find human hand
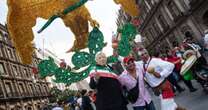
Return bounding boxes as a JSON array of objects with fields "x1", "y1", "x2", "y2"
[
  {"x1": 147, "y1": 66, "x2": 155, "y2": 74},
  {"x1": 94, "y1": 69, "x2": 100, "y2": 81}
]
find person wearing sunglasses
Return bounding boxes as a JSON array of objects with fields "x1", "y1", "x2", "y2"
[{"x1": 118, "y1": 56, "x2": 156, "y2": 110}]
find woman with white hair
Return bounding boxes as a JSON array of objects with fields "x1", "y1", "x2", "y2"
[{"x1": 89, "y1": 52, "x2": 128, "y2": 110}]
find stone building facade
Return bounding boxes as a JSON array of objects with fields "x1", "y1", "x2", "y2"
[
  {"x1": 136, "y1": 0, "x2": 208, "y2": 54},
  {"x1": 116, "y1": 9, "x2": 132, "y2": 28},
  {"x1": 0, "y1": 24, "x2": 50, "y2": 110}
]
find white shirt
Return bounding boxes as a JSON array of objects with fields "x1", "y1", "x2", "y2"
[
  {"x1": 204, "y1": 34, "x2": 208, "y2": 49},
  {"x1": 204, "y1": 34, "x2": 208, "y2": 43},
  {"x1": 77, "y1": 97, "x2": 82, "y2": 106},
  {"x1": 143, "y1": 58, "x2": 175, "y2": 87},
  {"x1": 52, "y1": 107, "x2": 63, "y2": 110}
]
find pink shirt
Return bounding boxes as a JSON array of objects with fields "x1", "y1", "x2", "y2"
[{"x1": 118, "y1": 63, "x2": 152, "y2": 107}]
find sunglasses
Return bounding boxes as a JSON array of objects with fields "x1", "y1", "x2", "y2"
[
  {"x1": 125, "y1": 60, "x2": 135, "y2": 67},
  {"x1": 141, "y1": 52, "x2": 148, "y2": 56}
]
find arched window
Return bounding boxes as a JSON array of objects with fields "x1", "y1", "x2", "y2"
[
  {"x1": 152, "y1": 22, "x2": 161, "y2": 36},
  {"x1": 158, "y1": 15, "x2": 169, "y2": 31},
  {"x1": 27, "y1": 107, "x2": 32, "y2": 110}
]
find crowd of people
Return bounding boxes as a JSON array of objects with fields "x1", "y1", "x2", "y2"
[
  {"x1": 44, "y1": 90, "x2": 96, "y2": 110},
  {"x1": 47, "y1": 30, "x2": 208, "y2": 110}
]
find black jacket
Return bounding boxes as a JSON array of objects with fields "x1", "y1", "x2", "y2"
[
  {"x1": 82, "y1": 96, "x2": 93, "y2": 110},
  {"x1": 89, "y1": 77, "x2": 127, "y2": 110}
]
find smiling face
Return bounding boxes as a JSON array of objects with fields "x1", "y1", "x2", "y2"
[
  {"x1": 95, "y1": 52, "x2": 107, "y2": 66},
  {"x1": 124, "y1": 60, "x2": 136, "y2": 71},
  {"x1": 139, "y1": 51, "x2": 150, "y2": 62}
]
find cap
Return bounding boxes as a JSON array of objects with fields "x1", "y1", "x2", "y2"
[{"x1": 123, "y1": 56, "x2": 135, "y2": 64}]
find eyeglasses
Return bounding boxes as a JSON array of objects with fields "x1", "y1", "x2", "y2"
[{"x1": 125, "y1": 61, "x2": 135, "y2": 67}]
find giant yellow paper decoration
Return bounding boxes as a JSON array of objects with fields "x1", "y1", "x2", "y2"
[
  {"x1": 7, "y1": 0, "x2": 98, "y2": 64},
  {"x1": 114, "y1": 0, "x2": 139, "y2": 17}
]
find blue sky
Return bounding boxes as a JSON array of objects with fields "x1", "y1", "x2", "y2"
[{"x1": 0, "y1": 0, "x2": 120, "y2": 64}]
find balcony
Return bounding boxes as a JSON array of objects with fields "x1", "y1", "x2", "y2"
[
  {"x1": 6, "y1": 92, "x2": 20, "y2": 99},
  {"x1": 3, "y1": 91, "x2": 50, "y2": 100},
  {"x1": 22, "y1": 92, "x2": 33, "y2": 98}
]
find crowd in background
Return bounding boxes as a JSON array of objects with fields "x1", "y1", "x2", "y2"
[{"x1": 41, "y1": 27, "x2": 208, "y2": 110}]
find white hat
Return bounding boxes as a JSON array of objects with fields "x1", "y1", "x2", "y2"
[
  {"x1": 183, "y1": 50, "x2": 196, "y2": 59},
  {"x1": 134, "y1": 34, "x2": 142, "y2": 43}
]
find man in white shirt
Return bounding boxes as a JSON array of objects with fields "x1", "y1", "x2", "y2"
[
  {"x1": 138, "y1": 49, "x2": 175, "y2": 90},
  {"x1": 138, "y1": 49, "x2": 180, "y2": 110}
]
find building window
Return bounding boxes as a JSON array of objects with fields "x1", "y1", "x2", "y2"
[
  {"x1": 3, "y1": 33, "x2": 8, "y2": 41},
  {"x1": 13, "y1": 65, "x2": 18, "y2": 76},
  {"x1": 183, "y1": 0, "x2": 191, "y2": 9},
  {"x1": 148, "y1": 28, "x2": 156, "y2": 40},
  {"x1": 34, "y1": 59, "x2": 39, "y2": 66},
  {"x1": 44, "y1": 85, "x2": 48, "y2": 94},
  {"x1": 0, "y1": 32, "x2": 3, "y2": 41},
  {"x1": 144, "y1": 0, "x2": 151, "y2": 11},
  {"x1": 27, "y1": 107, "x2": 32, "y2": 110},
  {"x1": 167, "y1": 1, "x2": 181, "y2": 20},
  {"x1": 0, "y1": 63, "x2": 6, "y2": 75},
  {"x1": 29, "y1": 84, "x2": 34, "y2": 95},
  {"x1": 5, "y1": 82, "x2": 13, "y2": 97},
  {"x1": 23, "y1": 68, "x2": 28, "y2": 78},
  {"x1": 7, "y1": 48, "x2": 14, "y2": 59},
  {"x1": 0, "y1": 44, "x2": 3, "y2": 57},
  {"x1": 146, "y1": 0, "x2": 154, "y2": 8},
  {"x1": 141, "y1": 5, "x2": 147, "y2": 19},
  {"x1": 158, "y1": 15, "x2": 169, "y2": 31},
  {"x1": 0, "y1": 82, "x2": 3, "y2": 98},
  {"x1": 150, "y1": 0, "x2": 156, "y2": 5},
  {"x1": 19, "y1": 83, "x2": 24, "y2": 94},
  {"x1": 153, "y1": 22, "x2": 161, "y2": 36},
  {"x1": 36, "y1": 85, "x2": 42, "y2": 94},
  {"x1": 144, "y1": 31, "x2": 153, "y2": 43}
]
